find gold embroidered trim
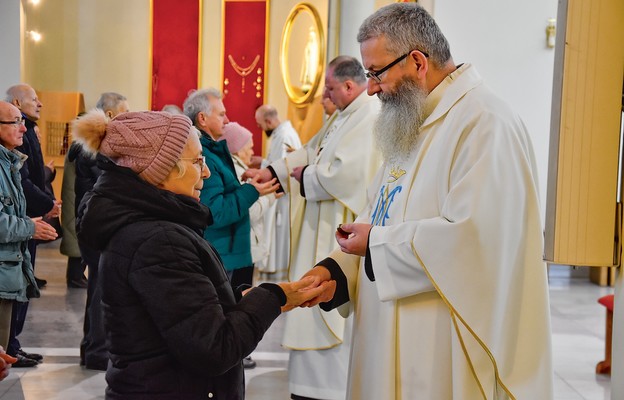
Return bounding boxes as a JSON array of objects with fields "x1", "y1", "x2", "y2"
[{"x1": 410, "y1": 242, "x2": 515, "y2": 400}]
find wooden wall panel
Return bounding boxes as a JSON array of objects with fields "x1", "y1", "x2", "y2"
[{"x1": 544, "y1": 0, "x2": 624, "y2": 266}]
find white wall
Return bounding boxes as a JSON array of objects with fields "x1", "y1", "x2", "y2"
[
  {"x1": 0, "y1": 0, "x2": 22, "y2": 93},
  {"x1": 338, "y1": 0, "x2": 374, "y2": 58},
  {"x1": 331, "y1": 0, "x2": 557, "y2": 219},
  {"x1": 434, "y1": 0, "x2": 558, "y2": 219},
  {"x1": 75, "y1": 1, "x2": 150, "y2": 110}
]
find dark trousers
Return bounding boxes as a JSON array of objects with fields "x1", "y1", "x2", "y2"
[
  {"x1": 79, "y1": 242, "x2": 107, "y2": 370},
  {"x1": 66, "y1": 256, "x2": 86, "y2": 282},
  {"x1": 7, "y1": 240, "x2": 36, "y2": 356}
]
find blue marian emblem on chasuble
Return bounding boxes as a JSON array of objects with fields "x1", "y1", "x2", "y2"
[{"x1": 370, "y1": 166, "x2": 406, "y2": 226}]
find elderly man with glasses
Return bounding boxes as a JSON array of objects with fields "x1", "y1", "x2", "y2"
[
  {"x1": 0, "y1": 101, "x2": 57, "y2": 369},
  {"x1": 4, "y1": 84, "x2": 60, "y2": 367}
]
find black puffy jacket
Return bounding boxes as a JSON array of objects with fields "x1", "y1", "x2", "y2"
[
  {"x1": 67, "y1": 142, "x2": 101, "y2": 214},
  {"x1": 77, "y1": 158, "x2": 283, "y2": 400}
]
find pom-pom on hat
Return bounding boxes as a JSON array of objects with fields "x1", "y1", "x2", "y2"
[
  {"x1": 72, "y1": 109, "x2": 192, "y2": 185},
  {"x1": 219, "y1": 122, "x2": 253, "y2": 154}
]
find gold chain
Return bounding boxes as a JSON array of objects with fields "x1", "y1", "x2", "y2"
[{"x1": 228, "y1": 54, "x2": 260, "y2": 93}]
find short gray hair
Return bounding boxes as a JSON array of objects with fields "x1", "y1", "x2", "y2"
[
  {"x1": 183, "y1": 88, "x2": 222, "y2": 126},
  {"x1": 357, "y1": 3, "x2": 451, "y2": 69},
  {"x1": 95, "y1": 92, "x2": 127, "y2": 114},
  {"x1": 328, "y1": 56, "x2": 366, "y2": 85},
  {"x1": 5, "y1": 84, "x2": 31, "y2": 103}
]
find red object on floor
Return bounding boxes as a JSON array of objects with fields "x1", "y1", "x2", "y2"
[{"x1": 596, "y1": 294, "x2": 614, "y2": 375}]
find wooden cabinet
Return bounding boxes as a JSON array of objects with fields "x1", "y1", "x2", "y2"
[{"x1": 36, "y1": 91, "x2": 85, "y2": 197}]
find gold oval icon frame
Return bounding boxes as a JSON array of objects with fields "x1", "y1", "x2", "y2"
[{"x1": 279, "y1": 3, "x2": 326, "y2": 105}]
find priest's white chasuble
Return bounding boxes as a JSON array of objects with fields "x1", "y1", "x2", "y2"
[
  {"x1": 329, "y1": 64, "x2": 553, "y2": 399},
  {"x1": 272, "y1": 91, "x2": 382, "y2": 399}
]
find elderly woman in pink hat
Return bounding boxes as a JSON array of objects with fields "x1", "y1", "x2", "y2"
[{"x1": 72, "y1": 110, "x2": 334, "y2": 400}]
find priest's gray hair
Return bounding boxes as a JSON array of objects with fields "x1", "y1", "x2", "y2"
[
  {"x1": 328, "y1": 56, "x2": 367, "y2": 85},
  {"x1": 95, "y1": 92, "x2": 127, "y2": 114},
  {"x1": 357, "y1": 3, "x2": 451, "y2": 69},
  {"x1": 183, "y1": 88, "x2": 222, "y2": 126}
]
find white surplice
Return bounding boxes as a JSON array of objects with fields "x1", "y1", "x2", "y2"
[
  {"x1": 328, "y1": 64, "x2": 553, "y2": 399},
  {"x1": 262, "y1": 121, "x2": 302, "y2": 274},
  {"x1": 271, "y1": 91, "x2": 382, "y2": 399}
]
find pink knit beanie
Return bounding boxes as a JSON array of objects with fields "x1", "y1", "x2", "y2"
[
  {"x1": 72, "y1": 109, "x2": 191, "y2": 185},
  {"x1": 219, "y1": 122, "x2": 253, "y2": 154}
]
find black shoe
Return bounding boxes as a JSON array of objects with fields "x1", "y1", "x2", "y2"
[
  {"x1": 12, "y1": 354, "x2": 38, "y2": 368},
  {"x1": 85, "y1": 361, "x2": 107, "y2": 371},
  {"x1": 35, "y1": 277, "x2": 47, "y2": 289},
  {"x1": 67, "y1": 277, "x2": 88, "y2": 289},
  {"x1": 17, "y1": 348, "x2": 43, "y2": 362},
  {"x1": 243, "y1": 356, "x2": 256, "y2": 369}
]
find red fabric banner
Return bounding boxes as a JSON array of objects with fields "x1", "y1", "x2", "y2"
[
  {"x1": 222, "y1": 0, "x2": 267, "y2": 155},
  {"x1": 151, "y1": 0, "x2": 200, "y2": 111}
]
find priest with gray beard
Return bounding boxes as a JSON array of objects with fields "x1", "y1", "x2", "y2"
[{"x1": 300, "y1": 3, "x2": 553, "y2": 400}]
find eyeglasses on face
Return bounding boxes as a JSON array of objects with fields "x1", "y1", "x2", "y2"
[
  {"x1": 0, "y1": 118, "x2": 26, "y2": 127},
  {"x1": 180, "y1": 156, "x2": 206, "y2": 170},
  {"x1": 364, "y1": 49, "x2": 430, "y2": 84}
]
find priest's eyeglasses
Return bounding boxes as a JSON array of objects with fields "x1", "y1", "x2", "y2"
[
  {"x1": 364, "y1": 49, "x2": 429, "y2": 84},
  {"x1": 0, "y1": 118, "x2": 26, "y2": 127},
  {"x1": 180, "y1": 156, "x2": 206, "y2": 170}
]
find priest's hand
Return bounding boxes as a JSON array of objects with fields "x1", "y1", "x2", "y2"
[
  {"x1": 242, "y1": 167, "x2": 272, "y2": 183},
  {"x1": 336, "y1": 223, "x2": 372, "y2": 257},
  {"x1": 299, "y1": 266, "x2": 337, "y2": 308},
  {"x1": 277, "y1": 276, "x2": 335, "y2": 313},
  {"x1": 248, "y1": 155, "x2": 263, "y2": 169},
  {"x1": 290, "y1": 166, "x2": 306, "y2": 183}
]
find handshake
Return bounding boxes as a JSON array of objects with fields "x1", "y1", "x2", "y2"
[{"x1": 275, "y1": 267, "x2": 336, "y2": 313}]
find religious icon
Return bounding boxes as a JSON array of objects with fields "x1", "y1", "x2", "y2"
[{"x1": 300, "y1": 27, "x2": 319, "y2": 93}]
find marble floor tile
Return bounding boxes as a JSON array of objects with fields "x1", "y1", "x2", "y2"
[{"x1": 0, "y1": 243, "x2": 614, "y2": 399}]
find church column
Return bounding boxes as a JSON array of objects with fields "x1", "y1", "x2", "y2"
[
  {"x1": 0, "y1": 0, "x2": 22, "y2": 91},
  {"x1": 337, "y1": 0, "x2": 375, "y2": 58}
]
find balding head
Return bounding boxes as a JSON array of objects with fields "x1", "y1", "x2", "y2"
[
  {"x1": 254, "y1": 104, "x2": 280, "y2": 136},
  {"x1": 5, "y1": 84, "x2": 42, "y2": 121},
  {"x1": 324, "y1": 56, "x2": 367, "y2": 111},
  {"x1": 96, "y1": 92, "x2": 129, "y2": 118},
  {"x1": 0, "y1": 101, "x2": 27, "y2": 150}
]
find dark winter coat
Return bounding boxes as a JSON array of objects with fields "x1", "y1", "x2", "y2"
[
  {"x1": 15, "y1": 116, "x2": 55, "y2": 217},
  {"x1": 68, "y1": 141, "x2": 101, "y2": 214},
  {"x1": 77, "y1": 157, "x2": 284, "y2": 400}
]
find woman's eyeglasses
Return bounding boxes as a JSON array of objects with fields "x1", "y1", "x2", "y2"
[{"x1": 180, "y1": 156, "x2": 206, "y2": 170}]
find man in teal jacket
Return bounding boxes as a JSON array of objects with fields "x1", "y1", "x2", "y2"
[
  {"x1": 0, "y1": 101, "x2": 57, "y2": 368},
  {"x1": 182, "y1": 90, "x2": 277, "y2": 284}
]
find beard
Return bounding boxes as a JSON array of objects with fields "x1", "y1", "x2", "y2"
[{"x1": 374, "y1": 76, "x2": 428, "y2": 163}]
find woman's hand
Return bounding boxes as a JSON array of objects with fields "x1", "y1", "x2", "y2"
[
  {"x1": 278, "y1": 276, "x2": 336, "y2": 313},
  {"x1": 248, "y1": 176, "x2": 280, "y2": 196},
  {"x1": 242, "y1": 167, "x2": 272, "y2": 183}
]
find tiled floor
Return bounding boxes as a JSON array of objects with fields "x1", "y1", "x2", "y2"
[{"x1": 0, "y1": 242, "x2": 614, "y2": 399}]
